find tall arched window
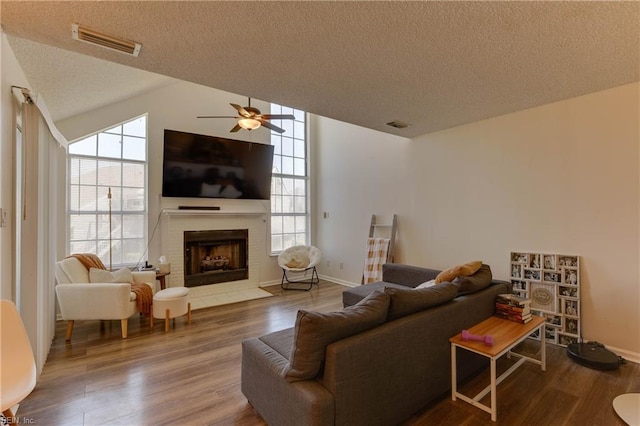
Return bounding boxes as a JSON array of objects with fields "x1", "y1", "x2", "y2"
[
  {"x1": 270, "y1": 105, "x2": 308, "y2": 253},
  {"x1": 67, "y1": 115, "x2": 147, "y2": 269}
]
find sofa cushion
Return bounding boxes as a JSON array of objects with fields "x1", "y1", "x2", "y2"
[
  {"x1": 382, "y1": 263, "x2": 441, "y2": 287},
  {"x1": 89, "y1": 267, "x2": 133, "y2": 283},
  {"x1": 435, "y1": 260, "x2": 482, "y2": 284},
  {"x1": 343, "y1": 281, "x2": 408, "y2": 307},
  {"x1": 453, "y1": 264, "x2": 493, "y2": 295},
  {"x1": 259, "y1": 328, "x2": 295, "y2": 360},
  {"x1": 384, "y1": 282, "x2": 458, "y2": 321},
  {"x1": 415, "y1": 279, "x2": 436, "y2": 289},
  {"x1": 283, "y1": 289, "x2": 390, "y2": 382}
]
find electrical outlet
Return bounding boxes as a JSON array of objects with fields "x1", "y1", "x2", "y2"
[
  {"x1": 339, "y1": 262, "x2": 344, "y2": 270},
  {"x1": 326, "y1": 260, "x2": 331, "y2": 268},
  {"x1": 0, "y1": 208, "x2": 6, "y2": 227}
]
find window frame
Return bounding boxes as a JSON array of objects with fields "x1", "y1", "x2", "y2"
[
  {"x1": 66, "y1": 114, "x2": 148, "y2": 269},
  {"x1": 269, "y1": 106, "x2": 309, "y2": 255}
]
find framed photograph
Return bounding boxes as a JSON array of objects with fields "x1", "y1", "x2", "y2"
[
  {"x1": 524, "y1": 268, "x2": 541, "y2": 281},
  {"x1": 511, "y1": 280, "x2": 527, "y2": 291},
  {"x1": 511, "y1": 264, "x2": 522, "y2": 279},
  {"x1": 511, "y1": 252, "x2": 528, "y2": 263},
  {"x1": 559, "y1": 335, "x2": 579, "y2": 346},
  {"x1": 531, "y1": 282, "x2": 557, "y2": 313},
  {"x1": 529, "y1": 328, "x2": 541, "y2": 341},
  {"x1": 558, "y1": 256, "x2": 578, "y2": 267},
  {"x1": 545, "y1": 326, "x2": 557, "y2": 344},
  {"x1": 563, "y1": 299, "x2": 579, "y2": 317},
  {"x1": 559, "y1": 286, "x2": 578, "y2": 298},
  {"x1": 563, "y1": 268, "x2": 579, "y2": 285},
  {"x1": 529, "y1": 254, "x2": 541, "y2": 269},
  {"x1": 543, "y1": 254, "x2": 556, "y2": 270},
  {"x1": 564, "y1": 318, "x2": 579, "y2": 335},
  {"x1": 543, "y1": 272, "x2": 561, "y2": 283},
  {"x1": 510, "y1": 251, "x2": 580, "y2": 347},
  {"x1": 543, "y1": 314, "x2": 562, "y2": 326}
]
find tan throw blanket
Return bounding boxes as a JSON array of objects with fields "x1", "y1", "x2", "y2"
[
  {"x1": 130, "y1": 283, "x2": 153, "y2": 316},
  {"x1": 69, "y1": 253, "x2": 107, "y2": 271},
  {"x1": 362, "y1": 238, "x2": 391, "y2": 284},
  {"x1": 67, "y1": 253, "x2": 153, "y2": 316}
]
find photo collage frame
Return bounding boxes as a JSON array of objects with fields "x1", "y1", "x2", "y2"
[{"x1": 510, "y1": 252, "x2": 581, "y2": 347}]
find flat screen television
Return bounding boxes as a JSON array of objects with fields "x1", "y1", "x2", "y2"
[{"x1": 162, "y1": 129, "x2": 274, "y2": 200}]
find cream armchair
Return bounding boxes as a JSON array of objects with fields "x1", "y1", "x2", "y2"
[{"x1": 55, "y1": 257, "x2": 156, "y2": 341}]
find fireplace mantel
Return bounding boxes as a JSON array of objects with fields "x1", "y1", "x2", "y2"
[{"x1": 161, "y1": 208, "x2": 267, "y2": 217}]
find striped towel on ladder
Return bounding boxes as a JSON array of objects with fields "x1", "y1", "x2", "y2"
[{"x1": 362, "y1": 238, "x2": 391, "y2": 284}]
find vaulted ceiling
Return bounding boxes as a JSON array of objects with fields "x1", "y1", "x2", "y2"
[{"x1": 2, "y1": 1, "x2": 638, "y2": 138}]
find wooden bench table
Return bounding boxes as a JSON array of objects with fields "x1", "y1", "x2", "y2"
[{"x1": 450, "y1": 315, "x2": 546, "y2": 421}]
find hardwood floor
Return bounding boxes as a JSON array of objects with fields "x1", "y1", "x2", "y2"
[{"x1": 17, "y1": 281, "x2": 639, "y2": 425}]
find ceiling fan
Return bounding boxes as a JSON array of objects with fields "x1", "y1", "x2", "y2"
[{"x1": 197, "y1": 98, "x2": 295, "y2": 134}]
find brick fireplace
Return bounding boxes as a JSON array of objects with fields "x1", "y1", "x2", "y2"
[
  {"x1": 183, "y1": 229, "x2": 248, "y2": 287},
  {"x1": 161, "y1": 209, "x2": 267, "y2": 292}
]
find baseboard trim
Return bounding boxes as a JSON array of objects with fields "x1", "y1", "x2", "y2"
[
  {"x1": 260, "y1": 276, "x2": 356, "y2": 288},
  {"x1": 603, "y1": 344, "x2": 640, "y2": 365},
  {"x1": 318, "y1": 274, "x2": 358, "y2": 288},
  {"x1": 258, "y1": 279, "x2": 281, "y2": 288}
]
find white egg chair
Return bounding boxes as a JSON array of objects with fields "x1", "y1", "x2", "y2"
[{"x1": 277, "y1": 245, "x2": 322, "y2": 291}]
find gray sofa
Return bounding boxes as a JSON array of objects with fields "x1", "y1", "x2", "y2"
[{"x1": 241, "y1": 263, "x2": 511, "y2": 426}]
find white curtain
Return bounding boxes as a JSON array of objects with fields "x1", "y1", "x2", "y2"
[{"x1": 18, "y1": 101, "x2": 58, "y2": 374}]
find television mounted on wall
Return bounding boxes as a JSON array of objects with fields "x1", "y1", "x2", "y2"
[{"x1": 162, "y1": 129, "x2": 274, "y2": 200}]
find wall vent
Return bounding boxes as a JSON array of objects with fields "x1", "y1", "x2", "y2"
[
  {"x1": 386, "y1": 120, "x2": 410, "y2": 129},
  {"x1": 72, "y1": 24, "x2": 142, "y2": 57}
]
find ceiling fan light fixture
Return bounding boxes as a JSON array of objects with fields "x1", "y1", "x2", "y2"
[{"x1": 238, "y1": 118, "x2": 261, "y2": 130}]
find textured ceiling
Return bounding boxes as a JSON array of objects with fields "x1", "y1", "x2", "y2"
[{"x1": 1, "y1": 1, "x2": 639, "y2": 138}]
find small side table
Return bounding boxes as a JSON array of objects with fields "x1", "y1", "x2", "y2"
[
  {"x1": 156, "y1": 271, "x2": 170, "y2": 290},
  {"x1": 450, "y1": 315, "x2": 545, "y2": 421}
]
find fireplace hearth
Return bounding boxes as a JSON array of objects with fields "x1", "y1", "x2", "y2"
[{"x1": 183, "y1": 229, "x2": 248, "y2": 287}]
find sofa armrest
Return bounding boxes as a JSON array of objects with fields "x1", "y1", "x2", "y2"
[
  {"x1": 132, "y1": 270, "x2": 156, "y2": 286},
  {"x1": 55, "y1": 283, "x2": 134, "y2": 320},
  {"x1": 241, "y1": 337, "x2": 335, "y2": 426},
  {"x1": 381, "y1": 264, "x2": 440, "y2": 287}
]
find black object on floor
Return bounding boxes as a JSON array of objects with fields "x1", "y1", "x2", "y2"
[{"x1": 567, "y1": 341, "x2": 626, "y2": 370}]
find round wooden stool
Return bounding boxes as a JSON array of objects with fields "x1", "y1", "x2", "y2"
[{"x1": 151, "y1": 287, "x2": 191, "y2": 332}]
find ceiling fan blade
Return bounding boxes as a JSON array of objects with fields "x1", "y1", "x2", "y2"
[
  {"x1": 260, "y1": 120, "x2": 285, "y2": 134},
  {"x1": 260, "y1": 114, "x2": 295, "y2": 120},
  {"x1": 197, "y1": 115, "x2": 237, "y2": 119},
  {"x1": 230, "y1": 123, "x2": 242, "y2": 132},
  {"x1": 230, "y1": 103, "x2": 252, "y2": 118}
]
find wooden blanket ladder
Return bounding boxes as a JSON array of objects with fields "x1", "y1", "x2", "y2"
[{"x1": 361, "y1": 214, "x2": 398, "y2": 284}]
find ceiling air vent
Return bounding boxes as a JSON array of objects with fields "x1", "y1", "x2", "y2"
[
  {"x1": 72, "y1": 24, "x2": 142, "y2": 57},
  {"x1": 386, "y1": 120, "x2": 410, "y2": 129}
]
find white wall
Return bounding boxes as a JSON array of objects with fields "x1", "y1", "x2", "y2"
[
  {"x1": 311, "y1": 115, "x2": 411, "y2": 284},
  {"x1": 56, "y1": 81, "x2": 283, "y2": 283},
  {"x1": 315, "y1": 82, "x2": 640, "y2": 359}
]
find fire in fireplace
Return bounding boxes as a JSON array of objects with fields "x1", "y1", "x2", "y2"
[{"x1": 183, "y1": 229, "x2": 248, "y2": 287}]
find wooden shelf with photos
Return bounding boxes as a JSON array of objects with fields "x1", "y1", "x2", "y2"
[{"x1": 510, "y1": 252, "x2": 581, "y2": 347}]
